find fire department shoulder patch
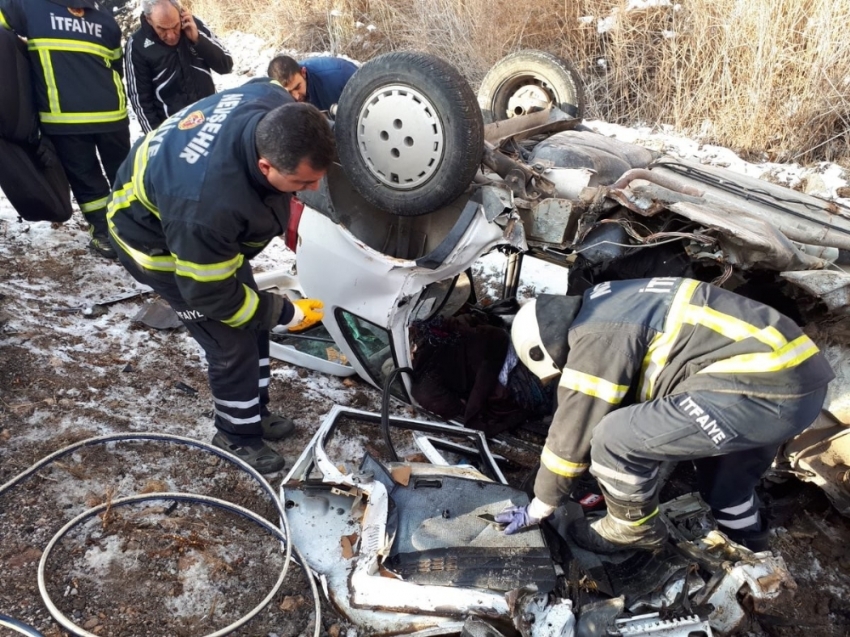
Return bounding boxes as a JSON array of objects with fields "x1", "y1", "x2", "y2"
[
  {"x1": 178, "y1": 111, "x2": 205, "y2": 130},
  {"x1": 67, "y1": 7, "x2": 86, "y2": 17}
]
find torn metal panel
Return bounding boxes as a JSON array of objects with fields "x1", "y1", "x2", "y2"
[
  {"x1": 609, "y1": 180, "x2": 830, "y2": 271},
  {"x1": 483, "y1": 108, "x2": 579, "y2": 147},
  {"x1": 694, "y1": 555, "x2": 796, "y2": 635},
  {"x1": 780, "y1": 270, "x2": 850, "y2": 315},
  {"x1": 281, "y1": 406, "x2": 556, "y2": 634},
  {"x1": 283, "y1": 405, "x2": 507, "y2": 486},
  {"x1": 517, "y1": 198, "x2": 581, "y2": 248},
  {"x1": 509, "y1": 592, "x2": 575, "y2": 637},
  {"x1": 782, "y1": 409, "x2": 850, "y2": 516},
  {"x1": 651, "y1": 157, "x2": 850, "y2": 251}
]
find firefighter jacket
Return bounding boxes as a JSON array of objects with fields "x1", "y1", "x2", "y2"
[
  {"x1": 0, "y1": 0, "x2": 127, "y2": 135},
  {"x1": 107, "y1": 81, "x2": 298, "y2": 331},
  {"x1": 125, "y1": 14, "x2": 233, "y2": 133},
  {"x1": 301, "y1": 57, "x2": 357, "y2": 111},
  {"x1": 535, "y1": 277, "x2": 834, "y2": 505}
]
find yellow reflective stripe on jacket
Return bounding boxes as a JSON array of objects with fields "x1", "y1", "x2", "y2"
[
  {"x1": 80, "y1": 196, "x2": 109, "y2": 213},
  {"x1": 683, "y1": 305, "x2": 787, "y2": 349},
  {"x1": 541, "y1": 446, "x2": 588, "y2": 478},
  {"x1": 28, "y1": 38, "x2": 122, "y2": 60},
  {"x1": 223, "y1": 286, "x2": 260, "y2": 327},
  {"x1": 130, "y1": 133, "x2": 160, "y2": 215},
  {"x1": 639, "y1": 279, "x2": 700, "y2": 400},
  {"x1": 40, "y1": 109, "x2": 126, "y2": 125},
  {"x1": 0, "y1": 9, "x2": 9, "y2": 29},
  {"x1": 698, "y1": 334, "x2": 819, "y2": 375},
  {"x1": 175, "y1": 253, "x2": 244, "y2": 282},
  {"x1": 28, "y1": 39, "x2": 126, "y2": 124},
  {"x1": 38, "y1": 49, "x2": 62, "y2": 114},
  {"x1": 107, "y1": 183, "x2": 176, "y2": 273},
  {"x1": 559, "y1": 369, "x2": 629, "y2": 405}
]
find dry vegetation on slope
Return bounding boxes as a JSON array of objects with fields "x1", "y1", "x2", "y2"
[{"x1": 187, "y1": 0, "x2": 850, "y2": 165}]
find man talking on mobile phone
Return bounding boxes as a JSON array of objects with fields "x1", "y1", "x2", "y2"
[{"x1": 125, "y1": 0, "x2": 233, "y2": 133}]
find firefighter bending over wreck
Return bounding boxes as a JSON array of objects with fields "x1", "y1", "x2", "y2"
[
  {"x1": 497, "y1": 277, "x2": 833, "y2": 553},
  {"x1": 107, "y1": 81, "x2": 333, "y2": 474}
]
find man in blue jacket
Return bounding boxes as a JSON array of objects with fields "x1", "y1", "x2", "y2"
[
  {"x1": 268, "y1": 54, "x2": 357, "y2": 112},
  {"x1": 107, "y1": 81, "x2": 334, "y2": 473}
]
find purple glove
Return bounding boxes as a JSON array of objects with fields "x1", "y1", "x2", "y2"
[{"x1": 495, "y1": 505, "x2": 540, "y2": 535}]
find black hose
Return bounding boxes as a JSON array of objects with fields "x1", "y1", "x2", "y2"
[{"x1": 381, "y1": 367, "x2": 413, "y2": 462}]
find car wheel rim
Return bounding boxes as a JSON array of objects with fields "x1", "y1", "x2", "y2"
[
  {"x1": 356, "y1": 84, "x2": 445, "y2": 190},
  {"x1": 499, "y1": 76, "x2": 557, "y2": 118}
]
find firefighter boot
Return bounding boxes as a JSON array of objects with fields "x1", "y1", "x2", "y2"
[
  {"x1": 570, "y1": 496, "x2": 668, "y2": 553},
  {"x1": 260, "y1": 413, "x2": 296, "y2": 440},
  {"x1": 86, "y1": 211, "x2": 117, "y2": 260},
  {"x1": 212, "y1": 431, "x2": 286, "y2": 474}
]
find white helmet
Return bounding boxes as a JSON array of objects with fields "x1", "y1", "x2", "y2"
[{"x1": 511, "y1": 295, "x2": 582, "y2": 382}]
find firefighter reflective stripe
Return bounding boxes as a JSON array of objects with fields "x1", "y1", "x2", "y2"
[
  {"x1": 38, "y1": 49, "x2": 61, "y2": 115},
  {"x1": 716, "y1": 512, "x2": 759, "y2": 530},
  {"x1": 592, "y1": 462, "x2": 658, "y2": 487},
  {"x1": 683, "y1": 305, "x2": 787, "y2": 349},
  {"x1": 698, "y1": 334, "x2": 819, "y2": 375},
  {"x1": 175, "y1": 253, "x2": 244, "y2": 282},
  {"x1": 107, "y1": 184, "x2": 176, "y2": 272},
  {"x1": 541, "y1": 446, "x2": 588, "y2": 478},
  {"x1": 0, "y1": 9, "x2": 9, "y2": 29},
  {"x1": 131, "y1": 134, "x2": 159, "y2": 216},
  {"x1": 27, "y1": 40, "x2": 126, "y2": 125},
  {"x1": 718, "y1": 495, "x2": 754, "y2": 517},
  {"x1": 80, "y1": 196, "x2": 109, "y2": 213},
  {"x1": 214, "y1": 407, "x2": 260, "y2": 426},
  {"x1": 639, "y1": 279, "x2": 700, "y2": 401},
  {"x1": 40, "y1": 109, "x2": 126, "y2": 124},
  {"x1": 213, "y1": 396, "x2": 259, "y2": 409},
  {"x1": 223, "y1": 286, "x2": 260, "y2": 328},
  {"x1": 610, "y1": 508, "x2": 660, "y2": 527},
  {"x1": 28, "y1": 39, "x2": 122, "y2": 60},
  {"x1": 560, "y1": 369, "x2": 629, "y2": 404},
  {"x1": 242, "y1": 240, "x2": 268, "y2": 248},
  {"x1": 259, "y1": 357, "x2": 270, "y2": 388}
]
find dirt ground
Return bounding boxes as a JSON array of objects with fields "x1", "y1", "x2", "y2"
[{"x1": 2, "y1": 216, "x2": 850, "y2": 637}]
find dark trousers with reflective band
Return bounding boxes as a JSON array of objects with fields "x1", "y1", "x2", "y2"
[
  {"x1": 589, "y1": 387, "x2": 827, "y2": 531},
  {"x1": 114, "y1": 252, "x2": 272, "y2": 438},
  {"x1": 49, "y1": 129, "x2": 131, "y2": 236}
]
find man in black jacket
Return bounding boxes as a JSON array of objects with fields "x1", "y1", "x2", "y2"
[
  {"x1": 108, "y1": 81, "x2": 334, "y2": 474},
  {"x1": 0, "y1": 0, "x2": 130, "y2": 259},
  {"x1": 125, "y1": 0, "x2": 232, "y2": 134}
]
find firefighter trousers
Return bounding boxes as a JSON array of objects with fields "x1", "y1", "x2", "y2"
[
  {"x1": 49, "y1": 128, "x2": 130, "y2": 236},
  {"x1": 588, "y1": 387, "x2": 827, "y2": 532},
  {"x1": 115, "y1": 252, "x2": 273, "y2": 438}
]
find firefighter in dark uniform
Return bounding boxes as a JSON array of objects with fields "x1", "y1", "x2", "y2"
[
  {"x1": 107, "y1": 80, "x2": 335, "y2": 473},
  {"x1": 0, "y1": 0, "x2": 130, "y2": 258},
  {"x1": 496, "y1": 277, "x2": 833, "y2": 552}
]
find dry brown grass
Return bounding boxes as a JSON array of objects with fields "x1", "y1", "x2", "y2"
[{"x1": 189, "y1": 0, "x2": 850, "y2": 165}]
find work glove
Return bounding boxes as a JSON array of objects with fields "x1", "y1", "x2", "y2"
[
  {"x1": 495, "y1": 497, "x2": 556, "y2": 535},
  {"x1": 280, "y1": 298, "x2": 324, "y2": 332}
]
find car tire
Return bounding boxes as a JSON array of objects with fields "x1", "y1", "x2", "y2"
[
  {"x1": 0, "y1": 138, "x2": 73, "y2": 223},
  {"x1": 0, "y1": 24, "x2": 37, "y2": 142},
  {"x1": 478, "y1": 50, "x2": 585, "y2": 124},
  {"x1": 335, "y1": 51, "x2": 484, "y2": 217}
]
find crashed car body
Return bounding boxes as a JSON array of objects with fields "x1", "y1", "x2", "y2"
[
  {"x1": 256, "y1": 50, "x2": 850, "y2": 635},
  {"x1": 264, "y1": 50, "x2": 850, "y2": 402}
]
